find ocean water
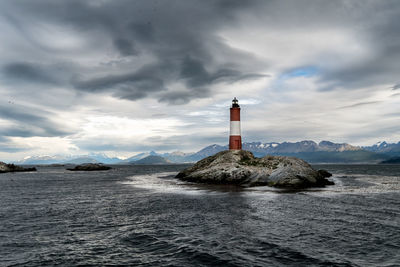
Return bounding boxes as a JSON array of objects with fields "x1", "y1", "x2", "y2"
[{"x1": 0, "y1": 164, "x2": 399, "y2": 267}]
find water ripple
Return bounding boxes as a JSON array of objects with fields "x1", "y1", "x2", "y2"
[{"x1": 0, "y1": 165, "x2": 399, "y2": 266}]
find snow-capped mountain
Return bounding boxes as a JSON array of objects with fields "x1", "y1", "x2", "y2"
[
  {"x1": 241, "y1": 140, "x2": 360, "y2": 155},
  {"x1": 179, "y1": 141, "x2": 377, "y2": 163},
  {"x1": 124, "y1": 151, "x2": 159, "y2": 162},
  {"x1": 87, "y1": 153, "x2": 123, "y2": 164},
  {"x1": 15, "y1": 153, "x2": 123, "y2": 165},
  {"x1": 363, "y1": 141, "x2": 400, "y2": 153},
  {"x1": 187, "y1": 144, "x2": 226, "y2": 160},
  {"x1": 63, "y1": 157, "x2": 99, "y2": 164},
  {"x1": 165, "y1": 140, "x2": 363, "y2": 162},
  {"x1": 160, "y1": 151, "x2": 194, "y2": 163},
  {"x1": 131, "y1": 155, "x2": 172, "y2": 165},
  {"x1": 15, "y1": 155, "x2": 68, "y2": 165}
]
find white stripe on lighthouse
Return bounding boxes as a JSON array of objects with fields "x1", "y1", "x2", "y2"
[{"x1": 230, "y1": 121, "x2": 241, "y2": 136}]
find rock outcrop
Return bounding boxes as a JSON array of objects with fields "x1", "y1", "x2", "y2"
[
  {"x1": 0, "y1": 162, "x2": 37, "y2": 173},
  {"x1": 176, "y1": 150, "x2": 333, "y2": 188},
  {"x1": 67, "y1": 163, "x2": 111, "y2": 171}
]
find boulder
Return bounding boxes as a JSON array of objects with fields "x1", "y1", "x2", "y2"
[
  {"x1": 176, "y1": 150, "x2": 333, "y2": 188},
  {"x1": 0, "y1": 162, "x2": 37, "y2": 173},
  {"x1": 67, "y1": 163, "x2": 111, "y2": 171}
]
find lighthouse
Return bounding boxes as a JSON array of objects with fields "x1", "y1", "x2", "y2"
[{"x1": 229, "y1": 97, "x2": 242, "y2": 150}]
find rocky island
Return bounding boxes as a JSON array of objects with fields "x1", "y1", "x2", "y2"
[
  {"x1": 176, "y1": 150, "x2": 333, "y2": 188},
  {"x1": 67, "y1": 163, "x2": 111, "y2": 171},
  {"x1": 0, "y1": 162, "x2": 37, "y2": 173}
]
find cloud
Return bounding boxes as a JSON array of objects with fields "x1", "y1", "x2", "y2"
[
  {"x1": 113, "y1": 38, "x2": 138, "y2": 56},
  {"x1": 0, "y1": 145, "x2": 28, "y2": 153},
  {"x1": 281, "y1": 67, "x2": 319, "y2": 79},
  {"x1": 0, "y1": 104, "x2": 73, "y2": 137},
  {"x1": 391, "y1": 93, "x2": 400, "y2": 97},
  {"x1": 73, "y1": 64, "x2": 167, "y2": 101},
  {"x1": 2, "y1": 62, "x2": 57, "y2": 84},
  {"x1": 158, "y1": 89, "x2": 209, "y2": 105},
  {"x1": 338, "y1": 101, "x2": 382, "y2": 109},
  {"x1": 0, "y1": 0, "x2": 400, "y2": 160},
  {"x1": 0, "y1": 137, "x2": 29, "y2": 153},
  {"x1": 73, "y1": 133, "x2": 228, "y2": 153},
  {"x1": 181, "y1": 56, "x2": 267, "y2": 87},
  {"x1": 314, "y1": 2, "x2": 400, "y2": 90},
  {"x1": 0, "y1": 0, "x2": 265, "y2": 104}
]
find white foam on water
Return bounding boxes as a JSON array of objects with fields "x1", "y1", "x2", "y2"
[
  {"x1": 121, "y1": 172, "x2": 233, "y2": 196},
  {"x1": 307, "y1": 174, "x2": 400, "y2": 196},
  {"x1": 121, "y1": 171, "x2": 400, "y2": 197},
  {"x1": 352, "y1": 174, "x2": 400, "y2": 193},
  {"x1": 121, "y1": 172, "x2": 279, "y2": 199}
]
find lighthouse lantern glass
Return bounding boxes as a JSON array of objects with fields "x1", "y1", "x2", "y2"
[{"x1": 232, "y1": 97, "x2": 240, "y2": 108}]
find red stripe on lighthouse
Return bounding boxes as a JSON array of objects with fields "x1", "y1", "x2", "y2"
[
  {"x1": 229, "y1": 97, "x2": 242, "y2": 150},
  {"x1": 230, "y1": 108, "x2": 240, "y2": 121},
  {"x1": 229, "y1": 135, "x2": 242, "y2": 150}
]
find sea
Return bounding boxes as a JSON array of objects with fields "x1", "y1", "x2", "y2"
[{"x1": 0, "y1": 164, "x2": 399, "y2": 267}]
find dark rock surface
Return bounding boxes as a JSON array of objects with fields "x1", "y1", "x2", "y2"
[
  {"x1": 0, "y1": 162, "x2": 37, "y2": 173},
  {"x1": 176, "y1": 150, "x2": 333, "y2": 188},
  {"x1": 67, "y1": 163, "x2": 111, "y2": 171}
]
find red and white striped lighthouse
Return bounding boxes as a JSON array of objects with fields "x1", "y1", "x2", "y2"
[{"x1": 229, "y1": 97, "x2": 242, "y2": 150}]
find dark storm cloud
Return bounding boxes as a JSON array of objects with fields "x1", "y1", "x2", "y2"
[
  {"x1": 1, "y1": 0, "x2": 398, "y2": 97},
  {"x1": 73, "y1": 55, "x2": 266, "y2": 104},
  {"x1": 0, "y1": 104, "x2": 73, "y2": 137},
  {"x1": 73, "y1": 65, "x2": 167, "y2": 100},
  {"x1": 113, "y1": 38, "x2": 138, "y2": 56},
  {"x1": 311, "y1": 1, "x2": 400, "y2": 90},
  {"x1": 3, "y1": 62, "x2": 57, "y2": 84},
  {"x1": 318, "y1": 59, "x2": 399, "y2": 91},
  {"x1": 392, "y1": 84, "x2": 400, "y2": 90},
  {"x1": 1, "y1": 61, "x2": 77, "y2": 90},
  {"x1": 0, "y1": 0, "x2": 265, "y2": 103},
  {"x1": 158, "y1": 57, "x2": 266, "y2": 104},
  {"x1": 71, "y1": 59, "x2": 181, "y2": 101},
  {"x1": 4, "y1": 0, "x2": 398, "y2": 98},
  {"x1": 158, "y1": 89, "x2": 210, "y2": 105},
  {"x1": 180, "y1": 57, "x2": 267, "y2": 88}
]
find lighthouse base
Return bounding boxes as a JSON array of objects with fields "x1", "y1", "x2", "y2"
[
  {"x1": 176, "y1": 150, "x2": 334, "y2": 188},
  {"x1": 229, "y1": 135, "x2": 242, "y2": 150}
]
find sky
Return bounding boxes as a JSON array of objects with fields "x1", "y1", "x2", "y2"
[{"x1": 0, "y1": 0, "x2": 400, "y2": 160}]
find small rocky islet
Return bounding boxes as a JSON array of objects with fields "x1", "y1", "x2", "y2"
[
  {"x1": 176, "y1": 150, "x2": 333, "y2": 188},
  {"x1": 0, "y1": 162, "x2": 37, "y2": 173},
  {"x1": 67, "y1": 163, "x2": 112, "y2": 171}
]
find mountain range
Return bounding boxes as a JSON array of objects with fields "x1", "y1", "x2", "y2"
[
  {"x1": 131, "y1": 155, "x2": 172, "y2": 165},
  {"x1": 362, "y1": 141, "x2": 400, "y2": 154},
  {"x1": 16, "y1": 153, "x2": 122, "y2": 165},
  {"x1": 12, "y1": 140, "x2": 400, "y2": 165}
]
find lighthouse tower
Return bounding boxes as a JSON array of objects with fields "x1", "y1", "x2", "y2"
[{"x1": 229, "y1": 97, "x2": 242, "y2": 150}]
